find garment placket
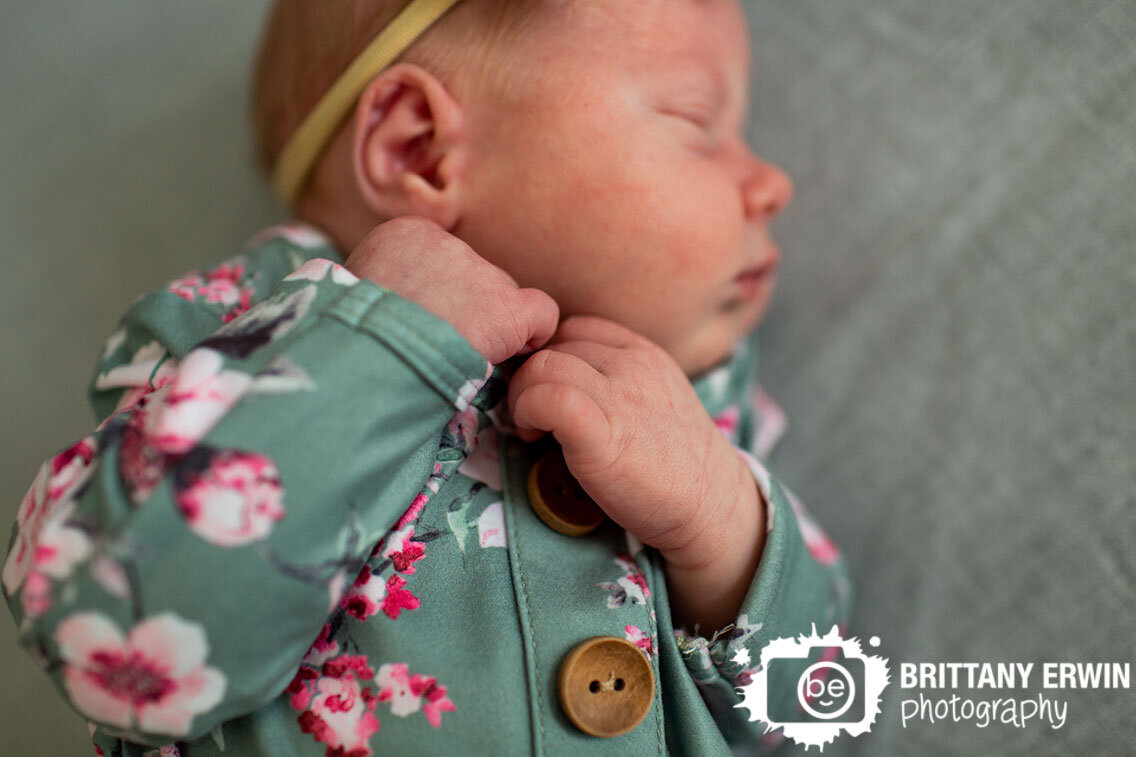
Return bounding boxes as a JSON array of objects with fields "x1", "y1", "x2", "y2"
[{"x1": 498, "y1": 433, "x2": 666, "y2": 756}]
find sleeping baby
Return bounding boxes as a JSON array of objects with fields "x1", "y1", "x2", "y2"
[{"x1": 3, "y1": 0, "x2": 851, "y2": 754}]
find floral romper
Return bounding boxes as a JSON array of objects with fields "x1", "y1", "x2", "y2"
[{"x1": 3, "y1": 222, "x2": 851, "y2": 756}]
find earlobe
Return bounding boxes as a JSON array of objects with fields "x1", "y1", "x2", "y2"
[{"x1": 352, "y1": 64, "x2": 466, "y2": 229}]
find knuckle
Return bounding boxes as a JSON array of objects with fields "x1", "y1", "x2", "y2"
[
  {"x1": 499, "y1": 296, "x2": 531, "y2": 352},
  {"x1": 525, "y1": 348, "x2": 558, "y2": 379}
]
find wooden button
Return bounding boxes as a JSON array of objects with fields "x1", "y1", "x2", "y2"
[
  {"x1": 526, "y1": 451, "x2": 606, "y2": 536},
  {"x1": 558, "y1": 636, "x2": 655, "y2": 738}
]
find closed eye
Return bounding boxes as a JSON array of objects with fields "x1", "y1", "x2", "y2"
[{"x1": 664, "y1": 108, "x2": 715, "y2": 131}]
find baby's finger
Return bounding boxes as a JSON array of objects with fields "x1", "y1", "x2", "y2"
[
  {"x1": 539, "y1": 339, "x2": 625, "y2": 377},
  {"x1": 514, "y1": 287, "x2": 561, "y2": 355},
  {"x1": 511, "y1": 382, "x2": 613, "y2": 466},
  {"x1": 551, "y1": 314, "x2": 642, "y2": 350},
  {"x1": 508, "y1": 349, "x2": 609, "y2": 429}
]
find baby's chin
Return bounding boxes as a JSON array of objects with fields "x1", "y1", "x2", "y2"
[
  {"x1": 676, "y1": 301, "x2": 770, "y2": 380},
  {"x1": 672, "y1": 329, "x2": 747, "y2": 382}
]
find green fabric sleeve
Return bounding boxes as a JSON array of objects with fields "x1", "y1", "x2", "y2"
[
  {"x1": 662, "y1": 449, "x2": 854, "y2": 752},
  {"x1": 3, "y1": 257, "x2": 489, "y2": 746}
]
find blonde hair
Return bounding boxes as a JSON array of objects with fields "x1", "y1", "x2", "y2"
[{"x1": 249, "y1": 0, "x2": 551, "y2": 205}]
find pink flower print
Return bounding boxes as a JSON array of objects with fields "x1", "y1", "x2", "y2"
[
  {"x1": 624, "y1": 625, "x2": 658, "y2": 659},
  {"x1": 375, "y1": 664, "x2": 456, "y2": 727},
  {"x1": 712, "y1": 404, "x2": 741, "y2": 441},
  {"x1": 153, "y1": 349, "x2": 252, "y2": 455},
  {"x1": 381, "y1": 526, "x2": 426, "y2": 574},
  {"x1": 20, "y1": 571, "x2": 53, "y2": 619},
  {"x1": 341, "y1": 566, "x2": 385, "y2": 622},
  {"x1": 735, "y1": 448, "x2": 775, "y2": 532},
  {"x1": 326, "y1": 569, "x2": 347, "y2": 615},
  {"x1": 167, "y1": 273, "x2": 204, "y2": 303},
  {"x1": 46, "y1": 437, "x2": 99, "y2": 503},
  {"x1": 167, "y1": 261, "x2": 256, "y2": 322},
  {"x1": 374, "y1": 663, "x2": 417, "y2": 717},
  {"x1": 289, "y1": 653, "x2": 380, "y2": 757},
  {"x1": 749, "y1": 383, "x2": 788, "y2": 459},
  {"x1": 34, "y1": 501, "x2": 93, "y2": 580},
  {"x1": 5, "y1": 467, "x2": 54, "y2": 594},
  {"x1": 379, "y1": 575, "x2": 419, "y2": 620},
  {"x1": 4, "y1": 440, "x2": 98, "y2": 617},
  {"x1": 458, "y1": 424, "x2": 502, "y2": 490},
  {"x1": 54, "y1": 611, "x2": 226, "y2": 737},
  {"x1": 286, "y1": 666, "x2": 318, "y2": 712},
  {"x1": 477, "y1": 502, "x2": 506, "y2": 548},
  {"x1": 158, "y1": 745, "x2": 181, "y2": 757},
  {"x1": 90, "y1": 555, "x2": 130, "y2": 601},
  {"x1": 13, "y1": 500, "x2": 93, "y2": 619},
  {"x1": 302, "y1": 624, "x2": 341, "y2": 668},
  {"x1": 118, "y1": 391, "x2": 173, "y2": 504},
  {"x1": 393, "y1": 491, "x2": 429, "y2": 532},
  {"x1": 243, "y1": 222, "x2": 332, "y2": 252},
  {"x1": 731, "y1": 661, "x2": 763, "y2": 689},
  {"x1": 785, "y1": 486, "x2": 840, "y2": 566},
  {"x1": 175, "y1": 449, "x2": 285, "y2": 547},
  {"x1": 597, "y1": 554, "x2": 650, "y2": 609},
  {"x1": 446, "y1": 406, "x2": 480, "y2": 454},
  {"x1": 93, "y1": 342, "x2": 180, "y2": 420},
  {"x1": 418, "y1": 678, "x2": 457, "y2": 728},
  {"x1": 219, "y1": 288, "x2": 254, "y2": 324}
]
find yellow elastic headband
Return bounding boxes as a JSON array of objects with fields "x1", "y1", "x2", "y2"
[{"x1": 271, "y1": 0, "x2": 465, "y2": 209}]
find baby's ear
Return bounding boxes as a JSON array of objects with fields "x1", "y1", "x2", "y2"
[{"x1": 352, "y1": 63, "x2": 467, "y2": 229}]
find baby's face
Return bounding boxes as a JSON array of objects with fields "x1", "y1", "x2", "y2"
[{"x1": 451, "y1": 0, "x2": 792, "y2": 379}]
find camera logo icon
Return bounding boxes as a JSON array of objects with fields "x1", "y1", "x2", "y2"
[{"x1": 737, "y1": 625, "x2": 890, "y2": 751}]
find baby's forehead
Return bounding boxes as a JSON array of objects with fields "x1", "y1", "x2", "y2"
[{"x1": 557, "y1": 0, "x2": 749, "y2": 80}]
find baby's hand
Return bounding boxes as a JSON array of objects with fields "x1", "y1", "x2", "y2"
[
  {"x1": 343, "y1": 217, "x2": 560, "y2": 364},
  {"x1": 506, "y1": 315, "x2": 758, "y2": 562}
]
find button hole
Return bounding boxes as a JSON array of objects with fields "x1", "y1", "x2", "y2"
[
  {"x1": 589, "y1": 680, "x2": 601, "y2": 693},
  {"x1": 615, "y1": 678, "x2": 625, "y2": 691}
]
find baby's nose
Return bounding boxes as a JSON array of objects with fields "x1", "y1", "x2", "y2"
[{"x1": 743, "y1": 158, "x2": 794, "y2": 219}]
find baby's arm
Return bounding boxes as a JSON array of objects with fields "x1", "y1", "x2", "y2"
[
  {"x1": 661, "y1": 435, "x2": 853, "y2": 752},
  {"x1": 2, "y1": 220, "x2": 554, "y2": 747}
]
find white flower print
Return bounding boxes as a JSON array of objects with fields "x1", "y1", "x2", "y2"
[
  {"x1": 248, "y1": 355, "x2": 316, "y2": 396},
  {"x1": 457, "y1": 424, "x2": 502, "y2": 490},
  {"x1": 596, "y1": 554, "x2": 651, "y2": 609},
  {"x1": 101, "y1": 327, "x2": 126, "y2": 361},
  {"x1": 477, "y1": 502, "x2": 507, "y2": 548},
  {"x1": 243, "y1": 222, "x2": 331, "y2": 252},
  {"x1": 749, "y1": 383, "x2": 788, "y2": 459},
  {"x1": 3, "y1": 438, "x2": 98, "y2": 618},
  {"x1": 784, "y1": 484, "x2": 840, "y2": 565},
  {"x1": 89, "y1": 555, "x2": 130, "y2": 600},
  {"x1": 282, "y1": 258, "x2": 359, "y2": 286},
  {"x1": 175, "y1": 449, "x2": 285, "y2": 547},
  {"x1": 54, "y1": 611, "x2": 226, "y2": 737},
  {"x1": 375, "y1": 663, "x2": 456, "y2": 727},
  {"x1": 94, "y1": 341, "x2": 180, "y2": 416},
  {"x1": 287, "y1": 654, "x2": 379, "y2": 755},
  {"x1": 624, "y1": 624, "x2": 658, "y2": 659},
  {"x1": 152, "y1": 349, "x2": 252, "y2": 455}
]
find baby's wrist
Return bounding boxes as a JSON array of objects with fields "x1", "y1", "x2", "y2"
[{"x1": 660, "y1": 453, "x2": 766, "y2": 633}]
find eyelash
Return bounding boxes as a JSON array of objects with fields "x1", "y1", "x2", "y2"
[{"x1": 670, "y1": 109, "x2": 715, "y2": 132}]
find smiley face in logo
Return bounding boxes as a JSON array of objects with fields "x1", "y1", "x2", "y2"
[{"x1": 798, "y1": 661, "x2": 856, "y2": 720}]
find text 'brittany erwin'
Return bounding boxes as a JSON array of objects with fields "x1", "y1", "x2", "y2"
[{"x1": 901, "y1": 663, "x2": 1131, "y2": 690}]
